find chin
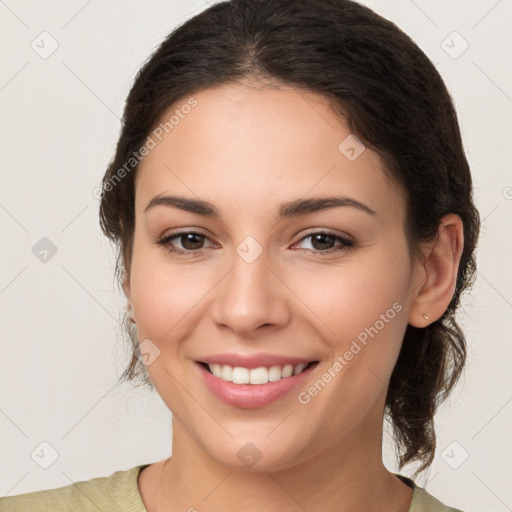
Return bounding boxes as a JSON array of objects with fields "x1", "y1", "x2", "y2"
[{"x1": 196, "y1": 429, "x2": 313, "y2": 473}]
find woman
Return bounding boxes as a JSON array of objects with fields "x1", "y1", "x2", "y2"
[{"x1": 2, "y1": 0, "x2": 479, "y2": 510}]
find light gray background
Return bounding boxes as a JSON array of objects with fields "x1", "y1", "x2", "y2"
[{"x1": 1, "y1": 1, "x2": 511, "y2": 510}]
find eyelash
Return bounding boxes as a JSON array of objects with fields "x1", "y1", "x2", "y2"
[{"x1": 154, "y1": 230, "x2": 354, "y2": 257}]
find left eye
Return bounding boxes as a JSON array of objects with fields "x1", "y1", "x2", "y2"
[{"x1": 293, "y1": 232, "x2": 354, "y2": 254}]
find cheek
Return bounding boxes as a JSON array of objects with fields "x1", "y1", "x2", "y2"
[
  {"x1": 291, "y1": 247, "x2": 411, "y2": 431},
  {"x1": 129, "y1": 226, "x2": 412, "y2": 363},
  {"x1": 127, "y1": 250, "x2": 213, "y2": 413},
  {"x1": 295, "y1": 245, "x2": 411, "y2": 344},
  {"x1": 128, "y1": 238, "x2": 211, "y2": 344},
  {"x1": 293, "y1": 245, "x2": 412, "y2": 408},
  {"x1": 130, "y1": 267, "x2": 204, "y2": 343}
]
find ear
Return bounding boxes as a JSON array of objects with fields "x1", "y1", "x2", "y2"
[{"x1": 408, "y1": 214, "x2": 464, "y2": 327}]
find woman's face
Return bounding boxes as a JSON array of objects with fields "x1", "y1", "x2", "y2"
[{"x1": 126, "y1": 81, "x2": 422, "y2": 471}]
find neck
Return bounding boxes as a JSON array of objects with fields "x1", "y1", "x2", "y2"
[{"x1": 150, "y1": 416, "x2": 413, "y2": 512}]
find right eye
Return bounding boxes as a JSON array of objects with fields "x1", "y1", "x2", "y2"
[{"x1": 154, "y1": 231, "x2": 215, "y2": 256}]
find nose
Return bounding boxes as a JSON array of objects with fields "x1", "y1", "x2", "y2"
[{"x1": 210, "y1": 247, "x2": 291, "y2": 338}]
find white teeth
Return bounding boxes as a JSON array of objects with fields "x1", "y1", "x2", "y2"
[
  {"x1": 221, "y1": 364, "x2": 233, "y2": 382},
  {"x1": 293, "y1": 363, "x2": 307, "y2": 375},
  {"x1": 268, "y1": 365, "x2": 282, "y2": 382},
  {"x1": 249, "y1": 367, "x2": 268, "y2": 385},
  {"x1": 210, "y1": 363, "x2": 222, "y2": 378},
  {"x1": 206, "y1": 362, "x2": 310, "y2": 385},
  {"x1": 232, "y1": 367, "x2": 250, "y2": 384},
  {"x1": 282, "y1": 364, "x2": 293, "y2": 378}
]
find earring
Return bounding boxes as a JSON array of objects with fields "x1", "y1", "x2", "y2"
[{"x1": 423, "y1": 314, "x2": 429, "y2": 320}]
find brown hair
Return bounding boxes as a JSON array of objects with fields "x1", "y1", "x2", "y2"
[{"x1": 99, "y1": 0, "x2": 480, "y2": 476}]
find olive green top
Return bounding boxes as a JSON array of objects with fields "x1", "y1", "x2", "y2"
[{"x1": 1, "y1": 465, "x2": 465, "y2": 511}]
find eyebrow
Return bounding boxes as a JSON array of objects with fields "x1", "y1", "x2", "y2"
[{"x1": 144, "y1": 194, "x2": 377, "y2": 219}]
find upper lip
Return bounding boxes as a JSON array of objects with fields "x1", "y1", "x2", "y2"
[{"x1": 197, "y1": 353, "x2": 317, "y2": 369}]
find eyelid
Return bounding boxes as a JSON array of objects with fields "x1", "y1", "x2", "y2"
[
  {"x1": 154, "y1": 229, "x2": 216, "y2": 249},
  {"x1": 154, "y1": 227, "x2": 355, "y2": 256},
  {"x1": 155, "y1": 227, "x2": 352, "y2": 245},
  {"x1": 290, "y1": 229, "x2": 355, "y2": 254},
  {"x1": 155, "y1": 226, "x2": 212, "y2": 243},
  {"x1": 292, "y1": 227, "x2": 354, "y2": 244}
]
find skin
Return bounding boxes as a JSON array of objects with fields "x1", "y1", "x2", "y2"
[{"x1": 123, "y1": 80, "x2": 464, "y2": 512}]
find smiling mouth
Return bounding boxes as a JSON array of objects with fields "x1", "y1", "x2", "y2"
[{"x1": 198, "y1": 361, "x2": 318, "y2": 385}]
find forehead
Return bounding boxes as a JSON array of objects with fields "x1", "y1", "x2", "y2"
[{"x1": 135, "y1": 82, "x2": 405, "y2": 222}]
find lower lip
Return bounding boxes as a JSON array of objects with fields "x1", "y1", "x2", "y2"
[{"x1": 197, "y1": 363, "x2": 317, "y2": 409}]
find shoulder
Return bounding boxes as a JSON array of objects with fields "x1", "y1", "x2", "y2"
[
  {"x1": 396, "y1": 474, "x2": 466, "y2": 512},
  {"x1": 0, "y1": 465, "x2": 149, "y2": 512}
]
